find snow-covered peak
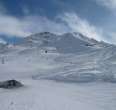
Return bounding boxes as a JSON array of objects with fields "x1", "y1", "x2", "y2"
[
  {"x1": 25, "y1": 32, "x2": 107, "y2": 47},
  {"x1": 20, "y1": 32, "x2": 110, "y2": 53}
]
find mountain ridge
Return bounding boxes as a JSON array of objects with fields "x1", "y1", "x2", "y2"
[{"x1": 16, "y1": 32, "x2": 112, "y2": 54}]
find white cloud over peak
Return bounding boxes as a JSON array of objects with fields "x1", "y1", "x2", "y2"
[
  {"x1": 0, "y1": 3, "x2": 107, "y2": 41},
  {"x1": 0, "y1": 12, "x2": 106, "y2": 43},
  {"x1": 0, "y1": 14, "x2": 69, "y2": 37},
  {"x1": 96, "y1": 0, "x2": 116, "y2": 10},
  {"x1": 0, "y1": 1, "x2": 115, "y2": 44},
  {"x1": 59, "y1": 13, "x2": 104, "y2": 41},
  {"x1": 0, "y1": 13, "x2": 104, "y2": 41},
  {"x1": 0, "y1": 14, "x2": 30, "y2": 37}
]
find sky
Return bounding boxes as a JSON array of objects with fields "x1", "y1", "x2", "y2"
[{"x1": 0, "y1": 0, "x2": 116, "y2": 44}]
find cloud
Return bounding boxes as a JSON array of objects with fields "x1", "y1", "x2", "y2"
[
  {"x1": 59, "y1": 13, "x2": 104, "y2": 41},
  {"x1": 0, "y1": 14, "x2": 69, "y2": 37},
  {"x1": 0, "y1": 14, "x2": 30, "y2": 37},
  {"x1": 0, "y1": 38, "x2": 6, "y2": 44},
  {"x1": 0, "y1": 12, "x2": 105, "y2": 43},
  {"x1": 106, "y1": 32, "x2": 116, "y2": 44},
  {"x1": 0, "y1": 2, "x2": 106, "y2": 41},
  {"x1": 0, "y1": 1, "x2": 114, "y2": 44},
  {"x1": 0, "y1": 3, "x2": 69, "y2": 37},
  {"x1": 96, "y1": 0, "x2": 116, "y2": 10}
]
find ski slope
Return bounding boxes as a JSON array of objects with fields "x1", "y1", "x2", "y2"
[{"x1": 0, "y1": 32, "x2": 116, "y2": 110}]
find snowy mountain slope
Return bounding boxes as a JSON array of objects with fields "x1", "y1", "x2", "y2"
[
  {"x1": 9, "y1": 32, "x2": 114, "y2": 82},
  {"x1": 20, "y1": 32, "x2": 109, "y2": 53},
  {"x1": 0, "y1": 32, "x2": 116, "y2": 82},
  {"x1": 1, "y1": 32, "x2": 116, "y2": 110},
  {"x1": 32, "y1": 47, "x2": 116, "y2": 83}
]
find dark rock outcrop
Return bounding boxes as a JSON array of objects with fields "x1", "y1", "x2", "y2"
[{"x1": 0, "y1": 80, "x2": 23, "y2": 89}]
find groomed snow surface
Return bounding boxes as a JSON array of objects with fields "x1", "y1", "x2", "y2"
[
  {"x1": 0, "y1": 50, "x2": 116, "y2": 110},
  {"x1": 1, "y1": 80, "x2": 116, "y2": 110}
]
